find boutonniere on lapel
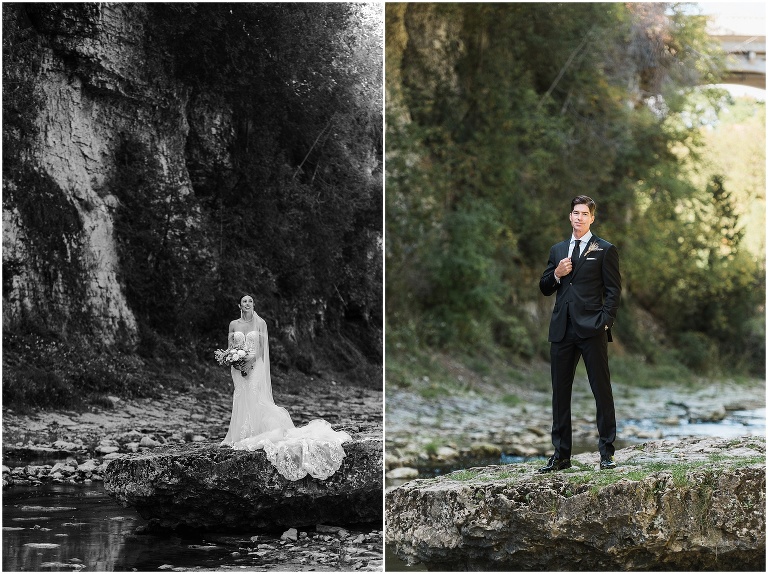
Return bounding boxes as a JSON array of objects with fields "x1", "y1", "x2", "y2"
[{"x1": 584, "y1": 241, "x2": 603, "y2": 257}]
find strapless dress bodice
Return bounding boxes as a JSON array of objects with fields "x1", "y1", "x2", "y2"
[{"x1": 232, "y1": 331, "x2": 259, "y2": 347}]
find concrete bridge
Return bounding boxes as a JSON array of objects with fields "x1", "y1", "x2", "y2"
[
  {"x1": 713, "y1": 33, "x2": 766, "y2": 89},
  {"x1": 706, "y1": 7, "x2": 765, "y2": 89}
]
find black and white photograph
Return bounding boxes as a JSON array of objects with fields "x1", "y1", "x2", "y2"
[
  {"x1": 2, "y1": 2, "x2": 383, "y2": 571},
  {"x1": 384, "y1": 2, "x2": 765, "y2": 571}
]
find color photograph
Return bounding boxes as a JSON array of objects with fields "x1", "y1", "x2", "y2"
[{"x1": 384, "y1": 2, "x2": 765, "y2": 571}]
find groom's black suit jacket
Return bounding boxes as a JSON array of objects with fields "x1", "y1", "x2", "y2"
[{"x1": 539, "y1": 235, "x2": 621, "y2": 342}]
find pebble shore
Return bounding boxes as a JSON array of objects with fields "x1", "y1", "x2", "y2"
[
  {"x1": 386, "y1": 378, "x2": 765, "y2": 479},
  {"x1": 3, "y1": 457, "x2": 108, "y2": 487},
  {"x1": 4, "y1": 380, "x2": 382, "y2": 486}
]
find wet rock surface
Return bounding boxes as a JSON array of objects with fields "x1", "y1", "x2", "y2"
[
  {"x1": 386, "y1": 436, "x2": 766, "y2": 571},
  {"x1": 103, "y1": 439, "x2": 383, "y2": 532}
]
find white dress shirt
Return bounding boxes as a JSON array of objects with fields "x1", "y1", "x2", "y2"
[
  {"x1": 568, "y1": 230, "x2": 593, "y2": 259},
  {"x1": 555, "y1": 230, "x2": 593, "y2": 282}
]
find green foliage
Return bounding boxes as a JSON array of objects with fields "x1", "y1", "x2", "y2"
[
  {"x1": 610, "y1": 354, "x2": 694, "y2": 388},
  {"x1": 386, "y1": 3, "x2": 763, "y2": 375},
  {"x1": 675, "y1": 331, "x2": 717, "y2": 372},
  {"x1": 500, "y1": 394, "x2": 521, "y2": 407},
  {"x1": 424, "y1": 440, "x2": 439, "y2": 456},
  {"x1": 143, "y1": 4, "x2": 383, "y2": 371},
  {"x1": 2, "y1": 4, "x2": 44, "y2": 167},
  {"x1": 1, "y1": 327, "x2": 217, "y2": 412},
  {"x1": 109, "y1": 135, "x2": 213, "y2": 351},
  {"x1": 447, "y1": 469, "x2": 480, "y2": 481},
  {"x1": 3, "y1": 365, "x2": 77, "y2": 411}
]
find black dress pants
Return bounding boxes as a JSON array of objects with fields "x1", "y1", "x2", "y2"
[{"x1": 549, "y1": 315, "x2": 616, "y2": 459}]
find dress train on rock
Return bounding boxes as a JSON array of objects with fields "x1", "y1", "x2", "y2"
[{"x1": 220, "y1": 327, "x2": 351, "y2": 481}]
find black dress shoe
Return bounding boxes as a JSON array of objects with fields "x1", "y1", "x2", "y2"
[
  {"x1": 600, "y1": 456, "x2": 617, "y2": 470},
  {"x1": 538, "y1": 455, "x2": 571, "y2": 473}
]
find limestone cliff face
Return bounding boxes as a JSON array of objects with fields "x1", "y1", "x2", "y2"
[
  {"x1": 385, "y1": 3, "x2": 464, "y2": 126},
  {"x1": 3, "y1": 4, "x2": 232, "y2": 344}
]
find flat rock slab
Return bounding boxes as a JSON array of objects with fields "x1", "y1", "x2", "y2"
[
  {"x1": 386, "y1": 436, "x2": 765, "y2": 571},
  {"x1": 104, "y1": 439, "x2": 382, "y2": 532}
]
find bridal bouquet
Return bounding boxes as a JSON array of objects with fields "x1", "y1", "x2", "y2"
[{"x1": 214, "y1": 347, "x2": 251, "y2": 377}]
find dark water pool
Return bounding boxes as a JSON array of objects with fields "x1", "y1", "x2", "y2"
[
  {"x1": 3, "y1": 483, "x2": 245, "y2": 571},
  {"x1": 2, "y1": 483, "x2": 378, "y2": 571}
]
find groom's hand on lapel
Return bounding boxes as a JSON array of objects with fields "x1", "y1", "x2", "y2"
[{"x1": 554, "y1": 257, "x2": 572, "y2": 281}]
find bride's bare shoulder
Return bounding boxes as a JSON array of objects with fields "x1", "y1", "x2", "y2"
[{"x1": 228, "y1": 319, "x2": 239, "y2": 331}]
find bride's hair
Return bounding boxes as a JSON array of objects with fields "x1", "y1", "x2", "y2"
[{"x1": 239, "y1": 294, "x2": 256, "y2": 321}]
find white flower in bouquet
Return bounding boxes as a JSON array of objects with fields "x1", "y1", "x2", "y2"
[{"x1": 215, "y1": 345, "x2": 253, "y2": 378}]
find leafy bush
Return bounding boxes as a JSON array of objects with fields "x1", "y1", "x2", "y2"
[
  {"x1": 2, "y1": 366, "x2": 78, "y2": 411},
  {"x1": 675, "y1": 331, "x2": 718, "y2": 373},
  {"x1": 2, "y1": 329, "x2": 172, "y2": 411}
]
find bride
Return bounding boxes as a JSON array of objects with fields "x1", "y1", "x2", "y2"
[{"x1": 220, "y1": 294, "x2": 352, "y2": 481}]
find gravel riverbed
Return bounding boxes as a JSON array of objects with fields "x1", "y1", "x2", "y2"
[{"x1": 385, "y1": 377, "x2": 765, "y2": 478}]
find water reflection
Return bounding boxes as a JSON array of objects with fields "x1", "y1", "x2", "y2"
[
  {"x1": 4, "y1": 483, "x2": 381, "y2": 571},
  {"x1": 3, "y1": 484, "x2": 148, "y2": 571}
]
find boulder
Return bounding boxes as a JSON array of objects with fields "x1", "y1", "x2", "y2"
[
  {"x1": 386, "y1": 467, "x2": 419, "y2": 480},
  {"x1": 281, "y1": 527, "x2": 298, "y2": 541},
  {"x1": 386, "y1": 436, "x2": 765, "y2": 571},
  {"x1": 138, "y1": 436, "x2": 161, "y2": 448},
  {"x1": 466, "y1": 443, "x2": 502, "y2": 458},
  {"x1": 104, "y1": 439, "x2": 382, "y2": 532}
]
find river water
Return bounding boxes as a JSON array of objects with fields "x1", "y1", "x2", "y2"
[
  {"x1": 3, "y1": 482, "x2": 382, "y2": 572},
  {"x1": 3, "y1": 400, "x2": 762, "y2": 571}
]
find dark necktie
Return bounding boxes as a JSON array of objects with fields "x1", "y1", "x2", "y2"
[{"x1": 572, "y1": 239, "x2": 581, "y2": 263}]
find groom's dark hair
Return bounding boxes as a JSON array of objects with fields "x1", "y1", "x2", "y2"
[{"x1": 571, "y1": 195, "x2": 596, "y2": 215}]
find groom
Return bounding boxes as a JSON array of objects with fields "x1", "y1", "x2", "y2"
[{"x1": 538, "y1": 195, "x2": 621, "y2": 472}]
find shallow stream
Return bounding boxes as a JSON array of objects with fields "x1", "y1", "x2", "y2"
[{"x1": 3, "y1": 482, "x2": 381, "y2": 572}]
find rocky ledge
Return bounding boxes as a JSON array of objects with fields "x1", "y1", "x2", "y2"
[
  {"x1": 104, "y1": 438, "x2": 382, "y2": 532},
  {"x1": 386, "y1": 436, "x2": 765, "y2": 571}
]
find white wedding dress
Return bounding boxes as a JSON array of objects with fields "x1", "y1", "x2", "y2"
[{"x1": 220, "y1": 317, "x2": 351, "y2": 481}]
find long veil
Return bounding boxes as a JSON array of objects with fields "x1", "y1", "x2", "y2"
[
  {"x1": 252, "y1": 313, "x2": 275, "y2": 405},
  {"x1": 222, "y1": 311, "x2": 352, "y2": 481}
]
